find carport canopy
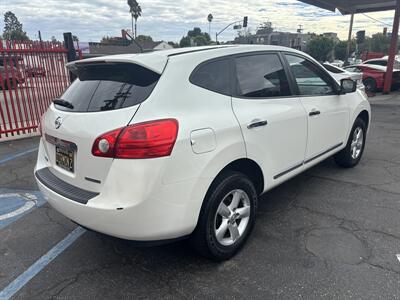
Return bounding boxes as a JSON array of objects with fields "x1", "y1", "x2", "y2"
[
  {"x1": 298, "y1": 0, "x2": 400, "y2": 93},
  {"x1": 299, "y1": 0, "x2": 397, "y2": 14}
]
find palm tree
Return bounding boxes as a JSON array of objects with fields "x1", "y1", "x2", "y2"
[{"x1": 127, "y1": 0, "x2": 142, "y2": 39}]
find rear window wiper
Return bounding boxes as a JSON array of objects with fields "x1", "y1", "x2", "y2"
[{"x1": 53, "y1": 98, "x2": 74, "y2": 109}]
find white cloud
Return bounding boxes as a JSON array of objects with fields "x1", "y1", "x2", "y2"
[{"x1": 1, "y1": 0, "x2": 397, "y2": 42}]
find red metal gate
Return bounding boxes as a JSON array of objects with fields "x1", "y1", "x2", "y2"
[{"x1": 0, "y1": 40, "x2": 70, "y2": 139}]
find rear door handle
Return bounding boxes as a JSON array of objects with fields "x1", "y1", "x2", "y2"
[
  {"x1": 247, "y1": 120, "x2": 268, "y2": 129},
  {"x1": 309, "y1": 109, "x2": 321, "y2": 117}
]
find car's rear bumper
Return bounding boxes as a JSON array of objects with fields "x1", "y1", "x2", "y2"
[
  {"x1": 35, "y1": 170, "x2": 206, "y2": 241},
  {"x1": 34, "y1": 139, "x2": 210, "y2": 241}
]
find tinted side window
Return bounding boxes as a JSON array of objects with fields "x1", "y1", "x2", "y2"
[
  {"x1": 369, "y1": 61, "x2": 386, "y2": 66},
  {"x1": 190, "y1": 59, "x2": 230, "y2": 95},
  {"x1": 58, "y1": 63, "x2": 160, "y2": 112},
  {"x1": 285, "y1": 55, "x2": 335, "y2": 96},
  {"x1": 235, "y1": 54, "x2": 291, "y2": 98}
]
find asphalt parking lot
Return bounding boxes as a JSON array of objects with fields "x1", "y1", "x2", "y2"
[{"x1": 0, "y1": 94, "x2": 399, "y2": 299}]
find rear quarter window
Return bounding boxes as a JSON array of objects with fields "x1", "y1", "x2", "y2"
[
  {"x1": 57, "y1": 62, "x2": 160, "y2": 112},
  {"x1": 190, "y1": 59, "x2": 230, "y2": 95}
]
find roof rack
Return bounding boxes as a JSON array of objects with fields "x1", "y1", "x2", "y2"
[{"x1": 167, "y1": 46, "x2": 234, "y2": 57}]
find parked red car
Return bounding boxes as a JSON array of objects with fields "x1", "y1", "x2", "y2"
[
  {"x1": 344, "y1": 64, "x2": 400, "y2": 92},
  {"x1": 25, "y1": 66, "x2": 46, "y2": 78},
  {"x1": 0, "y1": 60, "x2": 25, "y2": 90}
]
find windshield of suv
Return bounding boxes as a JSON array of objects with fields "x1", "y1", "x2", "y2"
[{"x1": 58, "y1": 62, "x2": 160, "y2": 112}]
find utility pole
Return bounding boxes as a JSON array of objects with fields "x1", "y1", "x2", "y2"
[
  {"x1": 38, "y1": 30, "x2": 43, "y2": 48},
  {"x1": 297, "y1": 25, "x2": 303, "y2": 33},
  {"x1": 63, "y1": 32, "x2": 77, "y2": 81},
  {"x1": 207, "y1": 14, "x2": 213, "y2": 40},
  {"x1": 345, "y1": 13, "x2": 354, "y2": 66}
]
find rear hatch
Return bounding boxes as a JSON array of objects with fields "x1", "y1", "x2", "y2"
[{"x1": 41, "y1": 61, "x2": 162, "y2": 192}]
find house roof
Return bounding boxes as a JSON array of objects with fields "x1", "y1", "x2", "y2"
[
  {"x1": 298, "y1": 0, "x2": 397, "y2": 14},
  {"x1": 138, "y1": 41, "x2": 166, "y2": 50}
]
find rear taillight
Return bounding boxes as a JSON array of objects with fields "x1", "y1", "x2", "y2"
[
  {"x1": 91, "y1": 127, "x2": 122, "y2": 157},
  {"x1": 92, "y1": 119, "x2": 179, "y2": 159}
]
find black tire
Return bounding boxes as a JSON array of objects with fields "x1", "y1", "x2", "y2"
[
  {"x1": 190, "y1": 171, "x2": 258, "y2": 261},
  {"x1": 363, "y1": 77, "x2": 377, "y2": 92},
  {"x1": 334, "y1": 118, "x2": 367, "y2": 168}
]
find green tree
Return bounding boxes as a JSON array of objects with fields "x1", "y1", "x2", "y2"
[
  {"x1": 179, "y1": 27, "x2": 210, "y2": 47},
  {"x1": 179, "y1": 36, "x2": 191, "y2": 47},
  {"x1": 307, "y1": 36, "x2": 335, "y2": 62},
  {"x1": 334, "y1": 39, "x2": 356, "y2": 61},
  {"x1": 194, "y1": 35, "x2": 208, "y2": 46},
  {"x1": 127, "y1": 0, "x2": 142, "y2": 39},
  {"x1": 365, "y1": 33, "x2": 391, "y2": 53},
  {"x1": 135, "y1": 35, "x2": 153, "y2": 43},
  {"x1": 3, "y1": 11, "x2": 29, "y2": 40}
]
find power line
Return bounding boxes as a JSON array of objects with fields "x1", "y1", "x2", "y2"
[{"x1": 361, "y1": 13, "x2": 392, "y2": 27}]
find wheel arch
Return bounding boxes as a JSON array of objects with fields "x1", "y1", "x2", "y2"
[
  {"x1": 208, "y1": 158, "x2": 265, "y2": 196},
  {"x1": 191, "y1": 157, "x2": 264, "y2": 234},
  {"x1": 357, "y1": 110, "x2": 370, "y2": 130}
]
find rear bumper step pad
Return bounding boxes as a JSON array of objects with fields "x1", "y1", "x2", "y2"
[{"x1": 35, "y1": 168, "x2": 99, "y2": 204}]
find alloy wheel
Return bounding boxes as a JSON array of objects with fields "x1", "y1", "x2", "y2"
[
  {"x1": 351, "y1": 127, "x2": 364, "y2": 159},
  {"x1": 214, "y1": 189, "x2": 251, "y2": 246}
]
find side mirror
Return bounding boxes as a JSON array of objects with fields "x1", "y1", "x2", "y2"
[{"x1": 339, "y1": 78, "x2": 357, "y2": 94}]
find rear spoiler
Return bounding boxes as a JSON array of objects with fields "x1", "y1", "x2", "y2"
[{"x1": 66, "y1": 53, "x2": 168, "y2": 75}]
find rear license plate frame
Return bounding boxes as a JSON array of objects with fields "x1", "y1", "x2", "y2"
[{"x1": 55, "y1": 144, "x2": 75, "y2": 173}]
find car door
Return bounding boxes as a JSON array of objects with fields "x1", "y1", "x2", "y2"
[
  {"x1": 231, "y1": 52, "x2": 308, "y2": 186},
  {"x1": 283, "y1": 54, "x2": 350, "y2": 162}
]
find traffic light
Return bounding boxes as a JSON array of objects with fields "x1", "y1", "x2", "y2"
[
  {"x1": 243, "y1": 16, "x2": 248, "y2": 28},
  {"x1": 356, "y1": 30, "x2": 365, "y2": 44}
]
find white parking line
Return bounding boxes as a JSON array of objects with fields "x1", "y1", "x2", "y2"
[
  {"x1": 0, "y1": 192, "x2": 46, "y2": 230},
  {"x1": 0, "y1": 227, "x2": 86, "y2": 300},
  {"x1": 0, "y1": 193, "x2": 36, "y2": 221},
  {"x1": 0, "y1": 147, "x2": 38, "y2": 165}
]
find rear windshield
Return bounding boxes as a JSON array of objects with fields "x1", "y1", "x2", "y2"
[{"x1": 57, "y1": 62, "x2": 160, "y2": 112}]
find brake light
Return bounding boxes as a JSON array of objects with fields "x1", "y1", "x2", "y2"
[{"x1": 92, "y1": 119, "x2": 179, "y2": 159}]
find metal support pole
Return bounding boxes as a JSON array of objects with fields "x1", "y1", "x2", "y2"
[
  {"x1": 215, "y1": 20, "x2": 241, "y2": 45},
  {"x1": 345, "y1": 13, "x2": 354, "y2": 65},
  {"x1": 63, "y1": 32, "x2": 77, "y2": 82},
  {"x1": 383, "y1": 0, "x2": 400, "y2": 94},
  {"x1": 38, "y1": 30, "x2": 43, "y2": 49}
]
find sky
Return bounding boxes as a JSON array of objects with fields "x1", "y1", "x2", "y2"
[{"x1": 1, "y1": 0, "x2": 397, "y2": 43}]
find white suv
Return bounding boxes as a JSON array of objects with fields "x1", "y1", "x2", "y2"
[{"x1": 35, "y1": 45, "x2": 371, "y2": 260}]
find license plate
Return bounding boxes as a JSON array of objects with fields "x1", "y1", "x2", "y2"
[{"x1": 55, "y1": 145, "x2": 74, "y2": 172}]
